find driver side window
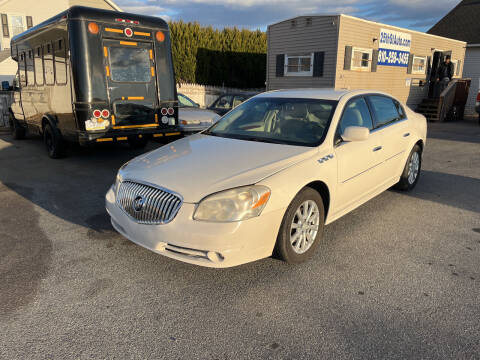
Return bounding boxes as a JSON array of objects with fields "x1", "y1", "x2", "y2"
[
  {"x1": 215, "y1": 95, "x2": 232, "y2": 109},
  {"x1": 338, "y1": 97, "x2": 373, "y2": 135}
]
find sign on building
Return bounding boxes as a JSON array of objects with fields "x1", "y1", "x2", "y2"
[{"x1": 378, "y1": 28, "x2": 411, "y2": 67}]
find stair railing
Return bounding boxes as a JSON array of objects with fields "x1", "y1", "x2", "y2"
[{"x1": 438, "y1": 79, "x2": 458, "y2": 122}]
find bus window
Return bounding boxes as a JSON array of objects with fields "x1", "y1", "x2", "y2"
[
  {"x1": 54, "y1": 38, "x2": 67, "y2": 85},
  {"x1": 109, "y1": 47, "x2": 151, "y2": 83},
  {"x1": 26, "y1": 49, "x2": 34, "y2": 86},
  {"x1": 43, "y1": 42, "x2": 55, "y2": 85},
  {"x1": 19, "y1": 52, "x2": 27, "y2": 87},
  {"x1": 35, "y1": 47, "x2": 44, "y2": 85}
]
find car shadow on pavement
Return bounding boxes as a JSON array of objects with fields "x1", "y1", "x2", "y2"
[{"x1": 402, "y1": 169, "x2": 480, "y2": 214}]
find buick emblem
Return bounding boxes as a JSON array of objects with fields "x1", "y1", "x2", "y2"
[{"x1": 133, "y1": 195, "x2": 145, "y2": 212}]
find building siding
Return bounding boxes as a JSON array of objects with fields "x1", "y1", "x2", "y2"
[
  {"x1": 463, "y1": 47, "x2": 480, "y2": 115},
  {"x1": 335, "y1": 15, "x2": 466, "y2": 108},
  {"x1": 267, "y1": 16, "x2": 339, "y2": 90}
]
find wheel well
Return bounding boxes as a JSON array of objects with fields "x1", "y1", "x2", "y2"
[
  {"x1": 305, "y1": 181, "x2": 330, "y2": 220},
  {"x1": 415, "y1": 139, "x2": 424, "y2": 152}
]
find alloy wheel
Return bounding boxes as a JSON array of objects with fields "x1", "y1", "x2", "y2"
[
  {"x1": 290, "y1": 200, "x2": 320, "y2": 254},
  {"x1": 408, "y1": 151, "x2": 420, "y2": 185}
]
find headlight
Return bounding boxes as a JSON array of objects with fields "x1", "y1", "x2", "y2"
[
  {"x1": 113, "y1": 172, "x2": 122, "y2": 194},
  {"x1": 193, "y1": 185, "x2": 271, "y2": 222}
]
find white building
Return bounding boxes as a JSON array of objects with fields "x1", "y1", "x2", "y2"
[
  {"x1": 0, "y1": 0, "x2": 121, "y2": 84},
  {"x1": 429, "y1": 0, "x2": 480, "y2": 116}
]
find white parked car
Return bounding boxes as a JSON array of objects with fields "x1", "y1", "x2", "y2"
[
  {"x1": 177, "y1": 93, "x2": 220, "y2": 135},
  {"x1": 106, "y1": 89, "x2": 427, "y2": 268}
]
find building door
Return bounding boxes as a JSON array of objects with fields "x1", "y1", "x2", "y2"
[
  {"x1": 428, "y1": 51, "x2": 444, "y2": 98},
  {"x1": 104, "y1": 39, "x2": 159, "y2": 129}
]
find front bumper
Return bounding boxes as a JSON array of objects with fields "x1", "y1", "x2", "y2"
[{"x1": 105, "y1": 186, "x2": 283, "y2": 268}]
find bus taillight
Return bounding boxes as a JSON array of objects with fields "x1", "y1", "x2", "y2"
[
  {"x1": 101, "y1": 109, "x2": 110, "y2": 118},
  {"x1": 167, "y1": 107, "x2": 174, "y2": 115},
  {"x1": 161, "y1": 108, "x2": 168, "y2": 116},
  {"x1": 93, "y1": 109, "x2": 101, "y2": 118}
]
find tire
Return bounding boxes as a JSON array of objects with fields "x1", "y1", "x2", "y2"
[
  {"x1": 128, "y1": 136, "x2": 148, "y2": 149},
  {"x1": 395, "y1": 144, "x2": 422, "y2": 191},
  {"x1": 10, "y1": 112, "x2": 26, "y2": 140},
  {"x1": 43, "y1": 122, "x2": 66, "y2": 159},
  {"x1": 274, "y1": 187, "x2": 325, "y2": 264}
]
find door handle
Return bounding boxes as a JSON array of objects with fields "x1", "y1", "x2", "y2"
[
  {"x1": 403, "y1": 132, "x2": 410, "y2": 137},
  {"x1": 373, "y1": 146, "x2": 382, "y2": 152}
]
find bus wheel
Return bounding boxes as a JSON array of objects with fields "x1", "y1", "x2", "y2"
[
  {"x1": 10, "y1": 112, "x2": 26, "y2": 140},
  {"x1": 43, "y1": 123, "x2": 66, "y2": 159},
  {"x1": 128, "y1": 136, "x2": 148, "y2": 149}
]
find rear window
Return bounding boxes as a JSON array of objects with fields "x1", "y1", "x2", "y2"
[
  {"x1": 109, "y1": 47, "x2": 151, "y2": 82},
  {"x1": 114, "y1": 101, "x2": 154, "y2": 118}
]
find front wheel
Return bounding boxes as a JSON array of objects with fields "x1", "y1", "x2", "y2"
[
  {"x1": 395, "y1": 144, "x2": 422, "y2": 191},
  {"x1": 274, "y1": 187, "x2": 325, "y2": 264}
]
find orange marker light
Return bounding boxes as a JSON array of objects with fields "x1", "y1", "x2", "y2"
[
  {"x1": 252, "y1": 192, "x2": 271, "y2": 209},
  {"x1": 88, "y1": 22, "x2": 99, "y2": 34},
  {"x1": 156, "y1": 31, "x2": 165, "y2": 42}
]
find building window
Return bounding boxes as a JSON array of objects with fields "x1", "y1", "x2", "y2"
[
  {"x1": 1, "y1": 14, "x2": 9, "y2": 38},
  {"x1": 412, "y1": 56, "x2": 427, "y2": 75},
  {"x1": 26, "y1": 16, "x2": 33, "y2": 29},
  {"x1": 284, "y1": 53, "x2": 313, "y2": 76},
  {"x1": 351, "y1": 47, "x2": 372, "y2": 71},
  {"x1": 451, "y1": 59, "x2": 458, "y2": 76},
  {"x1": 10, "y1": 15, "x2": 25, "y2": 37}
]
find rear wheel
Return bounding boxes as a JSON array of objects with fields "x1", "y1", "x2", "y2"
[
  {"x1": 10, "y1": 112, "x2": 26, "y2": 140},
  {"x1": 128, "y1": 136, "x2": 148, "y2": 149},
  {"x1": 395, "y1": 144, "x2": 422, "y2": 191},
  {"x1": 43, "y1": 123, "x2": 66, "y2": 159},
  {"x1": 275, "y1": 187, "x2": 325, "y2": 264}
]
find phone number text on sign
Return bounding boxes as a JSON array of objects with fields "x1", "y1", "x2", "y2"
[{"x1": 378, "y1": 49, "x2": 409, "y2": 67}]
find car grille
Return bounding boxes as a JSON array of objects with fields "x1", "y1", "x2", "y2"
[{"x1": 116, "y1": 181, "x2": 182, "y2": 224}]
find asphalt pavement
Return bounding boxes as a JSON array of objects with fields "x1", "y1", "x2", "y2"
[{"x1": 0, "y1": 120, "x2": 479, "y2": 359}]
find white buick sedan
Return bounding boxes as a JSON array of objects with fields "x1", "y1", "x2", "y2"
[{"x1": 106, "y1": 89, "x2": 427, "y2": 268}]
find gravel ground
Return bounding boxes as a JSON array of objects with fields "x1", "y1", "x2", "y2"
[{"x1": 0, "y1": 120, "x2": 479, "y2": 359}]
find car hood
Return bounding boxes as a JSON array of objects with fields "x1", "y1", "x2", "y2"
[
  {"x1": 120, "y1": 134, "x2": 317, "y2": 203},
  {"x1": 178, "y1": 108, "x2": 220, "y2": 123}
]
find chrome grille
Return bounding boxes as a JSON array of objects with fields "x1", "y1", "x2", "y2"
[{"x1": 116, "y1": 181, "x2": 182, "y2": 224}]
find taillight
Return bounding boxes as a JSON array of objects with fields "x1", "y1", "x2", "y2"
[
  {"x1": 156, "y1": 31, "x2": 165, "y2": 42},
  {"x1": 161, "y1": 108, "x2": 168, "y2": 116},
  {"x1": 93, "y1": 109, "x2": 101, "y2": 118},
  {"x1": 167, "y1": 107, "x2": 174, "y2": 115},
  {"x1": 124, "y1": 27, "x2": 133, "y2": 37},
  {"x1": 101, "y1": 109, "x2": 110, "y2": 118},
  {"x1": 476, "y1": 92, "x2": 480, "y2": 102},
  {"x1": 88, "y1": 22, "x2": 99, "y2": 34}
]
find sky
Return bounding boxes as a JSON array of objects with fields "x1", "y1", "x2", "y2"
[{"x1": 114, "y1": 0, "x2": 461, "y2": 31}]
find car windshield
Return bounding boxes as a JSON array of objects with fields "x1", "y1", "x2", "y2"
[
  {"x1": 204, "y1": 97, "x2": 337, "y2": 146},
  {"x1": 178, "y1": 94, "x2": 197, "y2": 108}
]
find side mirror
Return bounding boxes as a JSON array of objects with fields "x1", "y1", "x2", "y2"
[{"x1": 341, "y1": 126, "x2": 369, "y2": 142}]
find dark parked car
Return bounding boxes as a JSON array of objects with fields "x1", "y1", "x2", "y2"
[{"x1": 207, "y1": 92, "x2": 257, "y2": 116}]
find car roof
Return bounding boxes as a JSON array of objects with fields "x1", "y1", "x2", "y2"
[{"x1": 255, "y1": 88, "x2": 393, "y2": 101}]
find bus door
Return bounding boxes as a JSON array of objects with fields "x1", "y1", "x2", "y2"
[{"x1": 103, "y1": 39, "x2": 159, "y2": 129}]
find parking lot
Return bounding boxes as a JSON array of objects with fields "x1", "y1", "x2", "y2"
[{"x1": 0, "y1": 120, "x2": 479, "y2": 359}]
